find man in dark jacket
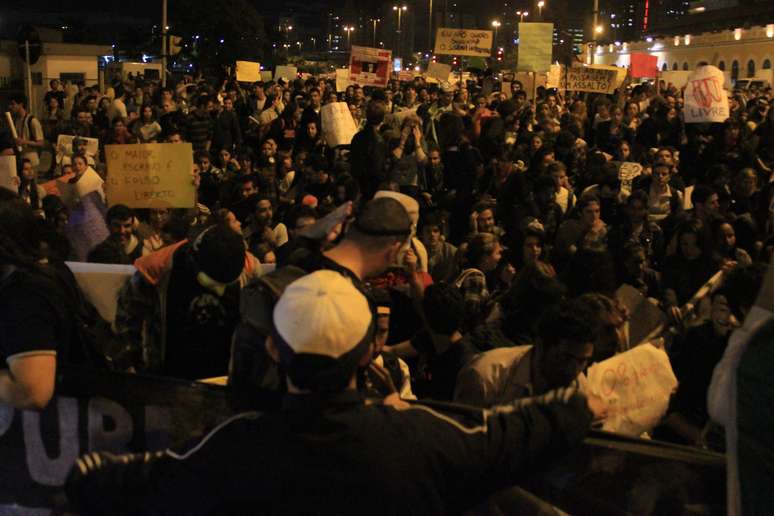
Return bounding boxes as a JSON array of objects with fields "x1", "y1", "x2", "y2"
[
  {"x1": 212, "y1": 97, "x2": 242, "y2": 153},
  {"x1": 66, "y1": 269, "x2": 601, "y2": 515},
  {"x1": 349, "y1": 100, "x2": 388, "y2": 199}
]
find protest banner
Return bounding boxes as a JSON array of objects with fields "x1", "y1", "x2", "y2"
[
  {"x1": 260, "y1": 70, "x2": 273, "y2": 82},
  {"x1": 235, "y1": 60, "x2": 261, "y2": 83},
  {"x1": 427, "y1": 62, "x2": 452, "y2": 82},
  {"x1": 563, "y1": 66, "x2": 619, "y2": 94},
  {"x1": 0, "y1": 155, "x2": 17, "y2": 192},
  {"x1": 618, "y1": 161, "x2": 643, "y2": 196},
  {"x1": 56, "y1": 134, "x2": 100, "y2": 157},
  {"x1": 630, "y1": 53, "x2": 658, "y2": 78},
  {"x1": 434, "y1": 28, "x2": 493, "y2": 57},
  {"x1": 586, "y1": 343, "x2": 677, "y2": 437},
  {"x1": 517, "y1": 22, "x2": 553, "y2": 73},
  {"x1": 321, "y1": 102, "x2": 358, "y2": 147},
  {"x1": 105, "y1": 143, "x2": 196, "y2": 209},
  {"x1": 661, "y1": 70, "x2": 692, "y2": 89},
  {"x1": 588, "y1": 64, "x2": 628, "y2": 89},
  {"x1": 398, "y1": 70, "x2": 415, "y2": 82},
  {"x1": 349, "y1": 46, "x2": 392, "y2": 88},
  {"x1": 335, "y1": 68, "x2": 352, "y2": 92},
  {"x1": 514, "y1": 72, "x2": 547, "y2": 100},
  {"x1": 684, "y1": 65, "x2": 729, "y2": 123},
  {"x1": 274, "y1": 65, "x2": 298, "y2": 81}
]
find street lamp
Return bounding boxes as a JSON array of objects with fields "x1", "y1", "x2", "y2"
[
  {"x1": 516, "y1": 10, "x2": 529, "y2": 22},
  {"x1": 537, "y1": 1, "x2": 545, "y2": 19},
  {"x1": 344, "y1": 26, "x2": 355, "y2": 49},
  {"x1": 372, "y1": 19, "x2": 380, "y2": 47},
  {"x1": 491, "y1": 20, "x2": 501, "y2": 49},
  {"x1": 393, "y1": 5, "x2": 407, "y2": 59}
]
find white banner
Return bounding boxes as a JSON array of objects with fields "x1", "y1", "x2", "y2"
[
  {"x1": 321, "y1": 102, "x2": 358, "y2": 147},
  {"x1": 684, "y1": 65, "x2": 730, "y2": 124}
]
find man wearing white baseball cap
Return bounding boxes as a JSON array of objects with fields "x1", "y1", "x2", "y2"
[{"x1": 66, "y1": 270, "x2": 604, "y2": 515}]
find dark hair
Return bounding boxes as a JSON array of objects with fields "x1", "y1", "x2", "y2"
[
  {"x1": 577, "y1": 193, "x2": 601, "y2": 211},
  {"x1": 500, "y1": 264, "x2": 566, "y2": 340},
  {"x1": 9, "y1": 94, "x2": 28, "y2": 107},
  {"x1": 536, "y1": 299, "x2": 594, "y2": 349},
  {"x1": 627, "y1": 189, "x2": 649, "y2": 206},
  {"x1": 105, "y1": 204, "x2": 134, "y2": 224},
  {"x1": 691, "y1": 184, "x2": 716, "y2": 206},
  {"x1": 674, "y1": 220, "x2": 706, "y2": 259},
  {"x1": 422, "y1": 283, "x2": 464, "y2": 335},
  {"x1": 193, "y1": 225, "x2": 246, "y2": 283},
  {"x1": 464, "y1": 232, "x2": 499, "y2": 268},
  {"x1": 365, "y1": 100, "x2": 386, "y2": 125},
  {"x1": 0, "y1": 193, "x2": 41, "y2": 268},
  {"x1": 715, "y1": 264, "x2": 765, "y2": 319}
]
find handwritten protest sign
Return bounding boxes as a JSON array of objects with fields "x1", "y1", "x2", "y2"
[
  {"x1": 105, "y1": 143, "x2": 195, "y2": 208},
  {"x1": 434, "y1": 28, "x2": 493, "y2": 57},
  {"x1": 427, "y1": 62, "x2": 452, "y2": 82},
  {"x1": 618, "y1": 161, "x2": 643, "y2": 196},
  {"x1": 349, "y1": 46, "x2": 392, "y2": 88},
  {"x1": 235, "y1": 61, "x2": 261, "y2": 83},
  {"x1": 321, "y1": 102, "x2": 358, "y2": 147},
  {"x1": 335, "y1": 68, "x2": 352, "y2": 92},
  {"x1": 586, "y1": 343, "x2": 677, "y2": 437},
  {"x1": 589, "y1": 64, "x2": 627, "y2": 89},
  {"x1": 260, "y1": 70, "x2": 273, "y2": 82},
  {"x1": 517, "y1": 22, "x2": 554, "y2": 73},
  {"x1": 274, "y1": 65, "x2": 298, "y2": 81},
  {"x1": 630, "y1": 53, "x2": 658, "y2": 78},
  {"x1": 398, "y1": 70, "x2": 414, "y2": 82},
  {"x1": 0, "y1": 155, "x2": 17, "y2": 192},
  {"x1": 684, "y1": 65, "x2": 729, "y2": 123},
  {"x1": 57, "y1": 134, "x2": 100, "y2": 157},
  {"x1": 563, "y1": 66, "x2": 619, "y2": 94}
]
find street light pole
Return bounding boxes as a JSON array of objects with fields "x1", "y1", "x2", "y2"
[
  {"x1": 428, "y1": 0, "x2": 433, "y2": 52},
  {"x1": 591, "y1": 0, "x2": 601, "y2": 64},
  {"x1": 491, "y1": 20, "x2": 500, "y2": 53},
  {"x1": 393, "y1": 5, "x2": 407, "y2": 60},
  {"x1": 372, "y1": 19, "x2": 380, "y2": 47},
  {"x1": 161, "y1": 0, "x2": 168, "y2": 87},
  {"x1": 538, "y1": 1, "x2": 545, "y2": 20}
]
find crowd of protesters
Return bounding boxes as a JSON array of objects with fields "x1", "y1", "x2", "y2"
[{"x1": 1, "y1": 62, "x2": 773, "y2": 512}]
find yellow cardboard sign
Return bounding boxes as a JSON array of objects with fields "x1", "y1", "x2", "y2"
[
  {"x1": 105, "y1": 143, "x2": 196, "y2": 208},
  {"x1": 236, "y1": 61, "x2": 261, "y2": 83},
  {"x1": 434, "y1": 28, "x2": 493, "y2": 57},
  {"x1": 517, "y1": 23, "x2": 554, "y2": 73}
]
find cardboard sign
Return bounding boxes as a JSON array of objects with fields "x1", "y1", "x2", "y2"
[
  {"x1": 434, "y1": 28, "x2": 493, "y2": 57},
  {"x1": 616, "y1": 284, "x2": 667, "y2": 347},
  {"x1": 57, "y1": 134, "x2": 100, "y2": 157},
  {"x1": 274, "y1": 65, "x2": 298, "y2": 82},
  {"x1": 0, "y1": 155, "x2": 17, "y2": 192},
  {"x1": 619, "y1": 161, "x2": 643, "y2": 196},
  {"x1": 235, "y1": 60, "x2": 261, "y2": 83},
  {"x1": 630, "y1": 53, "x2": 658, "y2": 78},
  {"x1": 335, "y1": 68, "x2": 352, "y2": 92},
  {"x1": 563, "y1": 66, "x2": 619, "y2": 94},
  {"x1": 427, "y1": 62, "x2": 452, "y2": 82},
  {"x1": 349, "y1": 45, "x2": 392, "y2": 88},
  {"x1": 321, "y1": 102, "x2": 358, "y2": 147},
  {"x1": 517, "y1": 22, "x2": 554, "y2": 73},
  {"x1": 586, "y1": 343, "x2": 677, "y2": 437},
  {"x1": 260, "y1": 70, "x2": 273, "y2": 82},
  {"x1": 660, "y1": 70, "x2": 692, "y2": 90},
  {"x1": 684, "y1": 65, "x2": 729, "y2": 123},
  {"x1": 104, "y1": 143, "x2": 196, "y2": 209},
  {"x1": 501, "y1": 81, "x2": 512, "y2": 99},
  {"x1": 547, "y1": 64, "x2": 562, "y2": 88}
]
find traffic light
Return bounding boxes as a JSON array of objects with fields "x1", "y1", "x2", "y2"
[
  {"x1": 452, "y1": 56, "x2": 459, "y2": 66},
  {"x1": 169, "y1": 35, "x2": 183, "y2": 56},
  {"x1": 496, "y1": 48, "x2": 504, "y2": 62}
]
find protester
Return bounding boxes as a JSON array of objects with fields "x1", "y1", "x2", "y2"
[
  {"x1": 88, "y1": 204, "x2": 142, "y2": 264},
  {"x1": 66, "y1": 270, "x2": 602, "y2": 515}
]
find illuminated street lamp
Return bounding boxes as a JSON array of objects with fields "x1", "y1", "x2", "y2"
[
  {"x1": 491, "y1": 20, "x2": 501, "y2": 48},
  {"x1": 344, "y1": 26, "x2": 355, "y2": 49},
  {"x1": 516, "y1": 10, "x2": 529, "y2": 22},
  {"x1": 537, "y1": 0, "x2": 545, "y2": 19},
  {"x1": 393, "y1": 5, "x2": 407, "y2": 58}
]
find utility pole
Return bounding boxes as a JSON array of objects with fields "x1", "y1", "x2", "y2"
[
  {"x1": 162, "y1": 0, "x2": 168, "y2": 87},
  {"x1": 428, "y1": 0, "x2": 433, "y2": 53},
  {"x1": 590, "y1": 0, "x2": 599, "y2": 64}
]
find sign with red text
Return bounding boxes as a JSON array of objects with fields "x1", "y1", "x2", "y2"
[
  {"x1": 684, "y1": 65, "x2": 729, "y2": 123},
  {"x1": 585, "y1": 343, "x2": 677, "y2": 437},
  {"x1": 349, "y1": 46, "x2": 392, "y2": 88},
  {"x1": 105, "y1": 143, "x2": 195, "y2": 208}
]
